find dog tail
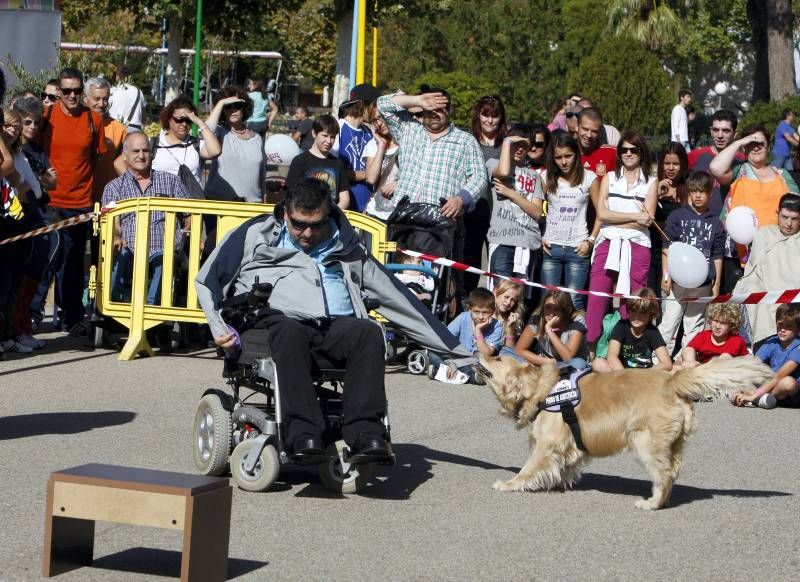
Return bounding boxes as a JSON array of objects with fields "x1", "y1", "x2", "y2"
[{"x1": 667, "y1": 355, "x2": 773, "y2": 401}]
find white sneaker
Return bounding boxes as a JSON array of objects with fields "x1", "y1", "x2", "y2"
[
  {"x1": 17, "y1": 334, "x2": 45, "y2": 349},
  {"x1": 0, "y1": 339, "x2": 34, "y2": 354}
]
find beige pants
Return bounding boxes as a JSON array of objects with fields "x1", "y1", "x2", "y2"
[{"x1": 657, "y1": 283, "x2": 711, "y2": 355}]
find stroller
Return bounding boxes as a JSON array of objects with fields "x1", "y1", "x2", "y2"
[
  {"x1": 385, "y1": 198, "x2": 458, "y2": 374},
  {"x1": 191, "y1": 280, "x2": 395, "y2": 493}
]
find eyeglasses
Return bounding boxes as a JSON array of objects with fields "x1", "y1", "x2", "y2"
[
  {"x1": 565, "y1": 112, "x2": 579, "y2": 119},
  {"x1": 620, "y1": 146, "x2": 641, "y2": 155},
  {"x1": 41, "y1": 92, "x2": 58, "y2": 101},
  {"x1": 3, "y1": 123, "x2": 21, "y2": 130},
  {"x1": 287, "y1": 216, "x2": 327, "y2": 232},
  {"x1": 532, "y1": 141, "x2": 546, "y2": 149},
  {"x1": 172, "y1": 116, "x2": 192, "y2": 125},
  {"x1": 59, "y1": 87, "x2": 83, "y2": 96}
]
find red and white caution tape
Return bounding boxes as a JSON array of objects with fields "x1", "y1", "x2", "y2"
[
  {"x1": 398, "y1": 248, "x2": 800, "y2": 305},
  {"x1": 0, "y1": 211, "x2": 97, "y2": 246}
]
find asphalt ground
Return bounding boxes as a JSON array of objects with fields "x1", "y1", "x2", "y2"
[{"x1": 1, "y1": 332, "x2": 798, "y2": 581}]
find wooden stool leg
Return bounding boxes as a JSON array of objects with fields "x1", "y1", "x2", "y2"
[
  {"x1": 180, "y1": 486, "x2": 232, "y2": 582},
  {"x1": 43, "y1": 515, "x2": 95, "y2": 577}
]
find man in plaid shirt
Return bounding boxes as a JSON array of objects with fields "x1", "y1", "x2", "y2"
[
  {"x1": 101, "y1": 132, "x2": 189, "y2": 304},
  {"x1": 377, "y1": 90, "x2": 488, "y2": 221}
]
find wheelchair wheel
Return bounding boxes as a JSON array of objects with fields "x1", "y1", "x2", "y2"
[
  {"x1": 230, "y1": 439, "x2": 280, "y2": 492},
  {"x1": 192, "y1": 394, "x2": 232, "y2": 476},
  {"x1": 318, "y1": 441, "x2": 373, "y2": 494},
  {"x1": 406, "y1": 349, "x2": 430, "y2": 375}
]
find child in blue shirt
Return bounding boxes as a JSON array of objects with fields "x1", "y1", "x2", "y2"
[
  {"x1": 733, "y1": 304, "x2": 800, "y2": 409},
  {"x1": 428, "y1": 288, "x2": 503, "y2": 383}
]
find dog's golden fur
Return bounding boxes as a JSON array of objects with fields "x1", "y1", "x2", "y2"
[{"x1": 480, "y1": 355, "x2": 772, "y2": 510}]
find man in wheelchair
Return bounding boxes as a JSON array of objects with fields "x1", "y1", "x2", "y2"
[{"x1": 196, "y1": 178, "x2": 468, "y2": 464}]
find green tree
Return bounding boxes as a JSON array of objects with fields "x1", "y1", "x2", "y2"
[
  {"x1": 607, "y1": 0, "x2": 694, "y2": 51},
  {"x1": 567, "y1": 37, "x2": 672, "y2": 134}
]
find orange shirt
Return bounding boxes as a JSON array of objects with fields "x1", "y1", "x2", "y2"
[
  {"x1": 92, "y1": 118, "x2": 127, "y2": 202},
  {"x1": 40, "y1": 104, "x2": 107, "y2": 209}
]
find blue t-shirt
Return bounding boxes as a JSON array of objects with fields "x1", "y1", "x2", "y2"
[
  {"x1": 247, "y1": 91, "x2": 267, "y2": 123},
  {"x1": 756, "y1": 336, "x2": 800, "y2": 378},
  {"x1": 773, "y1": 120, "x2": 795, "y2": 158},
  {"x1": 447, "y1": 311, "x2": 504, "y2": 355},
  {"x1": 336, "y1": 121, "x2": 373, "y2": 212}
]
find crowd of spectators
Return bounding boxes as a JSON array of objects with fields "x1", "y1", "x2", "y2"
[{"x1": 0, "y1": 67, "x2": 798, "y2": 408}]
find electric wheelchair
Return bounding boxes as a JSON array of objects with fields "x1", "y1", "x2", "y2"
[{"x1": 192, "y1": 280, "x2": 395, "y2": 493}]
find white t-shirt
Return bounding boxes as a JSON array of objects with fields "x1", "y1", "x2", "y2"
[
  {"x1": 151, "y1": 132, "x2": 204, "y2": 184},
  {"x1": 542, "y1": 169, "x2": 596, "y2": 247},
  {"x1": 485, "y1": 159, "x2": 544, "y2": 249},
  {"x1": 361, "y1": 139, "x2": 399, "y2": 220},
  {"x1": 670, "y1": 104, "x2": 688, "y2": 143},
  {"x1": 109, "y1": 83, "x2": 146, "y2": 128}
]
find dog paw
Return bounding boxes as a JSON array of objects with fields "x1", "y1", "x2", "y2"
[
  {"x1": 493, "y1": 479, "x2": 517, "y2": 492},
  {"x1": 635, "y1": 499, "x2": 660, "y2": 510}
]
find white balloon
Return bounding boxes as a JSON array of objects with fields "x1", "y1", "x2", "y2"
[
  {"x1": 726, "y1": 206, "x2": 759, "y2": 245},
  {"x1": 264, "y1": 134, "x2": 301, "y2": 165},
  {"x1": 667, "y1": 242, "x2": 708, "y2": 288}
]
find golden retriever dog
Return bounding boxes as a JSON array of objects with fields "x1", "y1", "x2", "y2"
[{"x1": 478, "y1": 355, "x2": 772, "y2": 510}]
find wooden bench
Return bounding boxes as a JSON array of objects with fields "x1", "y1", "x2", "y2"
[{"x1": 43, "y1": 463, "x2": 232, "y2": 581}]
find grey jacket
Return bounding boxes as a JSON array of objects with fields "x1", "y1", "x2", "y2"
[{"x1": 195, "y1": 205, "x2": 470, "y2": 358}]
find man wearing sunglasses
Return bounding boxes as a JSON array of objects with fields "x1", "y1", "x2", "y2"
[
  {"x1": 36, "y1": 67, "x2": 107, "y2": 336},
  {"x1": 196, "y1": 178, "x2": 469, "y2": 462}
]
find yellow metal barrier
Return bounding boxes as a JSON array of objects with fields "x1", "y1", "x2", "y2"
[{"x1": 92, "y1": 198, "x2": 396, "y2": 360}]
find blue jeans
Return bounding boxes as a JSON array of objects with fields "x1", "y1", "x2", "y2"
[
  {"x1": 540, "y1": 244, "x2": 590, "y2": 309},
  {"x1": 49, "y1": 206, "x2": 92, "y2": 328},
  {"x1": 498, "y1": 346, "x2": 587, "y2": 371},
  {"x1": 772, "y1": 155, "x2": 793, "y2": 171},
  {"x1": 111, "y1": 249, "x2": 164, "y2": 305}
]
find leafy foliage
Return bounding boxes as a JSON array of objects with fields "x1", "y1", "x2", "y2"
[
  {"x1": 739, "y1": 96, "x2": 800, "y2": 137},
  {"x1": 566, "y1": 37, "x2": 673, "y2": 134}
]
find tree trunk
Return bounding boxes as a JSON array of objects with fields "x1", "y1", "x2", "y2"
[
  {"x1": 747, "y1": 0, "x2": 771, "y2": 103},
  {"x1": 766, "y1": 0, "x2": 796, "y2": 100},
  {"x1": 332, "y1": 10, "x2": 353, "y2": 116},
  {"x1": 165, "y1": 15, "x2": 184, "y2": 103}
]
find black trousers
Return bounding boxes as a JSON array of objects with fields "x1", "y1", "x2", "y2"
[{"x1": 257, "y1": 314, "x2": 387, "y2": 446}]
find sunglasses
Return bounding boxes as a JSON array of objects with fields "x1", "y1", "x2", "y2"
[
  {"x1": 620, "y1": 146, "x2": 641, "y2": 155},
  {"x1": 22, "y1": 119, "x2": 39, "y2": 126},
  {"x1": 532, "y1": 141, "x2": 546, "y2": 149},
  {"x1": 744, "y1": 141, "x2": 766, "y2": 150},
  {"x1": 223, "y1": 102, "x2": 244, "y2": 111},
  {"x1": 172, "y1": 116, "x2": 193, "y2": 125},
  {"x1": 59, "y1": 87, "x2": 83, "y2": 96},
  {"x1": 3, "y1": 123, "x2": 21, "y2": 130},
  {"x1": 287, "y1": 216, "x2": 327, "y2": 231},
  {"x1": 480, "y1": 94, "x2": 500, "y2": 102},
  {"x1": 41, "y1": 92, "x2": 58, "y2": 101}
]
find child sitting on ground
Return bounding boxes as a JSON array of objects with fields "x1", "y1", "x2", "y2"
[
  {"x1": 593, "y1": 288, "x2": 673, "y2": 372},
  {"x1": 493, "y1": 280, "x2": 525, "y2": 352},
  {"x1": 514, "y1": 290, "x2": 589, "y2": 369},
  {"x1": 732, "y1": 304, "x2": 800, "y2": 409},
  {"x1": 428, "y1": 288, "x2": 504, "y2": 383},
  {"x1": 675, "y1": 303, "x2": 749, "y2": 369},
  {"x1": 393, "y1": 253, "x2": 434, "y2": 305}
]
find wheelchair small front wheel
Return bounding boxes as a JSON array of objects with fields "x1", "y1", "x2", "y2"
[
  {"x1": 230, "y1": 439, "x2": 280, "y2": 492},
  {"x1": 406, "y1": 349, "x2": 429, "y2": 375},
  {"x1": 319, "y1": 441, "x2": 373, "y2": 494},
  {"x1": 192, "y1": 394, "x2": 232, "y2": 476}
]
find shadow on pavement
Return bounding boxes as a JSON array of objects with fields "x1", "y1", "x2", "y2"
[
  {"x1": 294, "y1": 443, "x2": 513, "y2": 501},
  {"x1": 576, "y1": 472, "x2": 792, "y2": 508},
  {"x1": 91, "y1": 547, "x2": 268, "y2": 579},
  {"x1": 0, "y1": 411, "x2": 136, "y2": 440},
  {"x1": 0, "y1": 350, "x2": 114, "y2": 377}
]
